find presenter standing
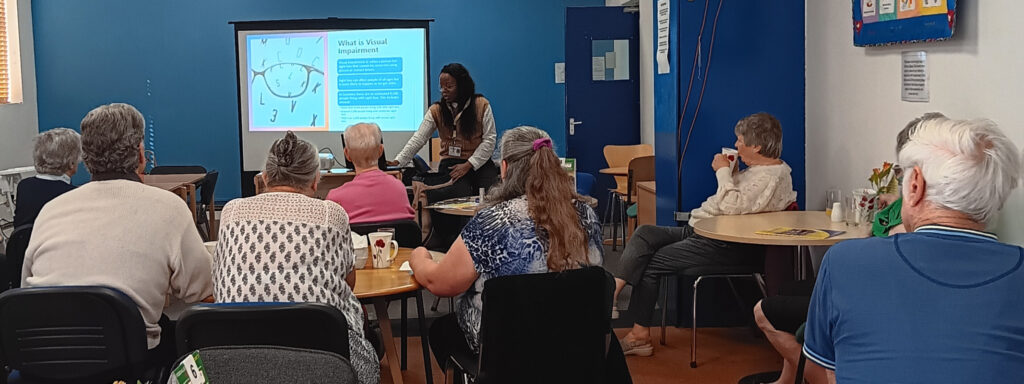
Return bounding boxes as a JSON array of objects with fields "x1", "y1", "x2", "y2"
[{"x1": 391, "y1": 63, "x2": 499, "y2": 248}]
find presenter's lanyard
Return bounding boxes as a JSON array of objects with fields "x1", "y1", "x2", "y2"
[{"x1": 446, "y1": 101, "x2": 471, "y2": 158}]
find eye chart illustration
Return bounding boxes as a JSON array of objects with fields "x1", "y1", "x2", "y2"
[{"x1": 247, "y1": 33, "x2": 328, "y2": 131}]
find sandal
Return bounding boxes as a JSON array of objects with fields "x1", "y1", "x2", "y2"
[{"x1": 620, "y1": 337, "x2": 653, "y2": 357}]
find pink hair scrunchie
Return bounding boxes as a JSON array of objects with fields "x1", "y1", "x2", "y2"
[{"x1": 532, "y1": 138, "x2": 553, "y2": 151}]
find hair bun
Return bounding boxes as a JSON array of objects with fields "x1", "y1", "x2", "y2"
[{"x1": 273, "y1": 131, "x2": 299, "y2": 166}]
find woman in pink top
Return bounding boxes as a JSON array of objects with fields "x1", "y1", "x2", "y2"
[{"x1": 326, "y1": 123, "x2": 415, "y2": 224}]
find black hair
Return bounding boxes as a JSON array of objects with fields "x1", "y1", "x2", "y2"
[{"x1": 437, "y1": 63, "x2": 483, "y2": 139}]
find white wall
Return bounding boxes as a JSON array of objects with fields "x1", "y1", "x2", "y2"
[
  {"x1": 0, "y1": 0, "x2": 38, "y2": 171},
  {"x1": 807, "y1": 0, "x2": 1024, "y2": 244}
]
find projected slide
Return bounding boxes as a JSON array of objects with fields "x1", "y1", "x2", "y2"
[{"x1": 245, "y1": 28, "x2": 426, "y2": 132}]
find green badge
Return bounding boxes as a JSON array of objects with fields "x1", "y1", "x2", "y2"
[{"x1": 172, "y1": 350, "x2": 209, "y2": 384}]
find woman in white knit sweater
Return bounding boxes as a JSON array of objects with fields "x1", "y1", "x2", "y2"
[
  {"x1": 615, "y1": 112, "x2": 798, "y2": 357},
  {"x1": 214, "y1": 132, "x2": 379, "y2": 384}
]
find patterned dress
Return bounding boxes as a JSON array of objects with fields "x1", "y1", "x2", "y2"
[
  {"x1": 457, "y1": 197, "x2": 604, "y2": 352},
  {"x1": 214, "y1": 192, "x2": 378, "y2": 384}
]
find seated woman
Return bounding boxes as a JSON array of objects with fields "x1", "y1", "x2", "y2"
[
  {"x1": 409, "y1": 126, "x2": 604, "y2": 365},
  {"x1": 616, "y1": 112, "x2": 797, "y2": 356},
  {"x1": 750, "y1": 112, "x2": 941, "y2": 384},
  {"x1": 214, "y1": 131, "x2": 379, "y2": 384},
  {"x1": 3, "y1": 128, "x2": 80, "y2": 290}
]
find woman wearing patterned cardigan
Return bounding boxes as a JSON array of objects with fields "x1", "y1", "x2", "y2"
[{"x1": 214, "y1": 131, "x2": 379, "y2": 384}]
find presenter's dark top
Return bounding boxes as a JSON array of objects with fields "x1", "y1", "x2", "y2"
[{"x1": 13, "y1": 176, "x2": 76, "y2": 229}]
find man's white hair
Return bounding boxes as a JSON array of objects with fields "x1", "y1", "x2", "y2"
[
  {"x1": 343, "y1": 122, "x2": 382, "y2": 151},
  {"x1": 898, "y1": 116, "x2": 1022, "y2": 224}
]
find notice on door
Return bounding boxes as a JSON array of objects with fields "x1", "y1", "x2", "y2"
[
  {"x1": 657, "y1": 0, "x2": 671, "y2": 74},
  {"x1": 901, "y1": 51, "x2": 928, "y2": 102}
]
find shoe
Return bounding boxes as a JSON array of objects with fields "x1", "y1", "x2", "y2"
[
  {"x1": 620, "y1": 337, "x2": 653, "y2": 357},
  {"x1": 611, "y1": 306, "x2": 620, "y2": 320}
]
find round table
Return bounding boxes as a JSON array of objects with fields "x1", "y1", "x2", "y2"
[
  {"x1": 691, "y1": 210, "x2": 870, "y2": 246},
  {"x1": 428, "y1": 195, "x2": 601, "y2": 217},
  {"x1": 354, "y1": 248, "x2": 436, "y2": 384}
]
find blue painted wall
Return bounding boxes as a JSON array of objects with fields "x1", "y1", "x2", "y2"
[
  {"x1": 654, "y1": 0, "x2": 806, "y2": 225},
  {"x1": 31, "y1": 0, "x2": 602, "y2": 201}
]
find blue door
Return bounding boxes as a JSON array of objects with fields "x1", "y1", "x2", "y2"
[{"x1": 565, "y1": 7, "x2": 640, "y2": 214}]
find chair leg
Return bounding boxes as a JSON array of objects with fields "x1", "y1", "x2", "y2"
[
  {"x1": 620, "y1": 199, "x2": 628, "y2": 246},
  {"x1": 431, "y1": 296, "x2": 441, "y2": 312},
  {"x1": 611, "y1": 194, "x2": 620, "y2": 251},
  {"x1": 795, "y1": 351, "x2": 807, "y2": 384},
  {"x1": 691, "y1": 276, "x2": 703, "y2": 368},
  {"x1": 416, "y1": 291, "x2": 434, "y2": 384},
  {"x1": 660, "y1": 275, "x2": 669, "y2": 346},
  {"x1": 401, "y1": 296, "x2": 408, "y2": 370},
  {"x1": 753, "y1": 273, "x2": 768, "y2": 298}
]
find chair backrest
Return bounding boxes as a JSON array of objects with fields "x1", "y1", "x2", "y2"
[
  {"x1": 349, "y1": 219, "x2": 422, "y2": 248},
  {"x1": 149, "y1": 165, "x2": 207, "y2": 175},
  {"x1": 477, "y1": 266, "x2": 626, "y2": 383},
  {"x1": 576, "y1": 172, "x2": 596, "y2": 196},
  {"x1": 175, "y1": 302, "x2": 351, "y2": 360},
  {"x1": 603, "y1": 145, "x2": 654, "y2": 190},
  {"x1": 172, "y1": 345, "x2": 358, "y2": 384},
  {"x1": 0, "y1": 286, "x2": 149, "y2": 382},
  {"x1": 200, "y1": 170, "x2": 219, "y2": 207},
  {"x1": 626, "y1": 155, "x2": 655, "y2": 201}
]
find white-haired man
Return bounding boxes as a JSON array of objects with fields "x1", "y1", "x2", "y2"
[
  {"x1": 804, "y1": 116, "x2": 1024, "y2": 382},
  {"x1": 326, "y1": 122, "x2": 414, "y2": 224}
]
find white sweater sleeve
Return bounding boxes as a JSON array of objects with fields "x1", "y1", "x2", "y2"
[
  {"x1": 394, "y1": 112, "x2": 437, "y2": 166},
  {"x1": 709, "y1": 167, "x2": 784, "y2": 215},
  {"x1": 169, "y1": 207, "x2": 214, "y2": 302}
]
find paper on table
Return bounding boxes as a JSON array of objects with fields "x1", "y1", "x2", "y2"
[{"x1": 399, "y1": 261, "x2": 412, "y2": 273}]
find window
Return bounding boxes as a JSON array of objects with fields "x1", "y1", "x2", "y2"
[
  {"x1": 0, "y1": 0, "x2": 22, "y2": 104},
  {"x1": 0, "y1": 0, "x2": 9, "y2": 103}
]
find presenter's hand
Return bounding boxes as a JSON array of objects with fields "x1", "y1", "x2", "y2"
[
  {"x1": 387, "y1": 160, "x2": 400, "y2": 167},
  {"x1": 711, "y1": 154, "x2": 731, "y2": 172},
  {"x1": 449, "y1": 162, "x2": 473, "y2": 181}
]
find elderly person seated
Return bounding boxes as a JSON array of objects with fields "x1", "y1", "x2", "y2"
[
  {"x1": 615, "y1": 112, "x2": 797, "y2": 356},
  {"x1": 326, "y1": 122, "x2": 415, "y2": 224},
  {"x1": 22, "y1": 103, "x2": 213, "y2": 366},
  {"x1": 751, "y1": 112, "x2": 944, "y2": 384},
  {"x1": 3, "y1": 128, "x2": 80, "y2": 290},
  {"x1": 804, "y1": 116, "x2": 1024, "y2": 382},
  {"x1": 215, "y1": 131, "x2": 379, "y2": 384},
  {"x1": 409, "y1": 126, "x2": 604, "y2": 367}
]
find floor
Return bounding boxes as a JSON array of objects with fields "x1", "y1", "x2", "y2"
[{"x1": 383, "y1": 327, "x2": 781, "y2": 384}]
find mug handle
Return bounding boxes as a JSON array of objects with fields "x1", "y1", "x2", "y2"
[{"x1": 387, "y1": 240, "x2": 400, "y2": 261}]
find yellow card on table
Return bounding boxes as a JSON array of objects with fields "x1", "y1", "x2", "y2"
[{"x1": 755, "y1": 227, "x2": 845, "y2": 239}]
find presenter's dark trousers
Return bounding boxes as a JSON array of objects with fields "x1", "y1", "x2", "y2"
[
  {"x1": 617, "y1": 224, "x2": 764, "y2": 326},
  {"x1": 424, "y1": 158, "x2": 499, "y2": 250}
]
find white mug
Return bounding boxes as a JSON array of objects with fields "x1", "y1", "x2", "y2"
[
  {"x1": 721, "y1": 147, "x2": 739, "y2": 170},
  {"x1": 368, "y1": 232, "x2": 399, "y2": 269}
]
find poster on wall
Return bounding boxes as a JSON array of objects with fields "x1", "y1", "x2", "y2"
[{"x1": 852, "y1": 0, "x2": 956, "y2": 47}]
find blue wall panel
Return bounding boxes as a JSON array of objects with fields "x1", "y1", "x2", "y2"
[
  {"x1": 31, "y1": 0, "x2": 602, "y2": 201},
  {"x1": 655, "y1": 0, "x2": 805, "y2": 224}
]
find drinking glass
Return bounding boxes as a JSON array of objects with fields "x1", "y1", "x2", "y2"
[{"x1": 825, "y1": 189, "x2": 842, "y2": 217}]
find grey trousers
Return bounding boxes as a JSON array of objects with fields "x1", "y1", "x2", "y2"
[{"x1": 616, "y1": 224, "x2": 763, "y2": 326}]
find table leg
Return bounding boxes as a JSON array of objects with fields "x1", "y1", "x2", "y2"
[
  {"x1": 374, "y1": 298, "x2": 405, "y2": 384},
  {"x1": 187, "y1": 183, "x2": 198, "y2": 223},
  {"x1": 401, "y1": 297, "x2": 408, "y2": 370},
  {"x1": 416, "y1": 290, "x2": 434, "y2": 384}
]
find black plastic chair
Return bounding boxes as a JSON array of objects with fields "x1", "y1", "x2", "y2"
[
  {"x1": 446, "y1": 266, "x2": 632, "y2": 384},
  {"x1": 171, "y1": 345, "x2": 358, "y2": 384},
  {"x1": 196, "y1": 171, "x2": 219, "y2": 240},
  {"x1": 0, "y1": 286, "x2": 153, "y2": 383},
  {"x1": 175, "y1": 302, "x2": 350, "y2": 360},
  {"x1": 1, "y1": 227, "x2": 30, "y2": 293},
  {"x1": 349, "y1": 219, "x2": 422, "y2": 248}
]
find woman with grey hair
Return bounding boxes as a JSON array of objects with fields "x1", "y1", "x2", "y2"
[
  {"x1": 2, "y1": 128, "x2": 80, "y2": 290},
  {"x1": 614, "y1": 112, "x2": 798, "y2": 357},
  {"x1": 214, "y1": 131, "x2": 379, "y2": 384}
]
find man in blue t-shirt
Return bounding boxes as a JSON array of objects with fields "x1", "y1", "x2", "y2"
[{"x1": 804, "y1": 116, "x2": 1024, "y2": 383}]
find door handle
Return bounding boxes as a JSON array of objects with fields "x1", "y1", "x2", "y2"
[{"x1": 569, "y1": 118, "x2": 583, "y2": 135}]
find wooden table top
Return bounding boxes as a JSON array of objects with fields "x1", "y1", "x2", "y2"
[
  {"x1": 354, "y1": 248, "x2": 421, "y2": 299},
  {"x1": 143, "y1": 173, "x2": 206, "y2": 191},
  {"x1": 638, "y1": 181, "x2": 656, "y2": 193},
  {"x1": 692, "y1": 211, "x2": 871, "y2": 246},
  {"x1": 599, "y1": 167, "x2": 628, "y2": 175}
]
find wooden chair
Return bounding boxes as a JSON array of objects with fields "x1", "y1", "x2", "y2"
[
  {"x1": 601, "y1": 144, "x2": 653, "y2": 250},
  {"x1": 620, "y1": 156, "x2": 655, "y2": 244}
]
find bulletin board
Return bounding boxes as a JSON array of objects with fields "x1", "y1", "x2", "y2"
[{"x1": 853, "y1": 0, "x2": 957, "y2": 47}]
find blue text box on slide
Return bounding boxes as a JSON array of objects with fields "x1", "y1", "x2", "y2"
[
  {"x1": 338, "y1": 90, "x2": 403, "y2": 106},
  {"x1": 338, "y1": 74, "x2": 403, "y2": 90},
  {"x1": 337, "y1": 58, "x2": 403, "y2": 74}
]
